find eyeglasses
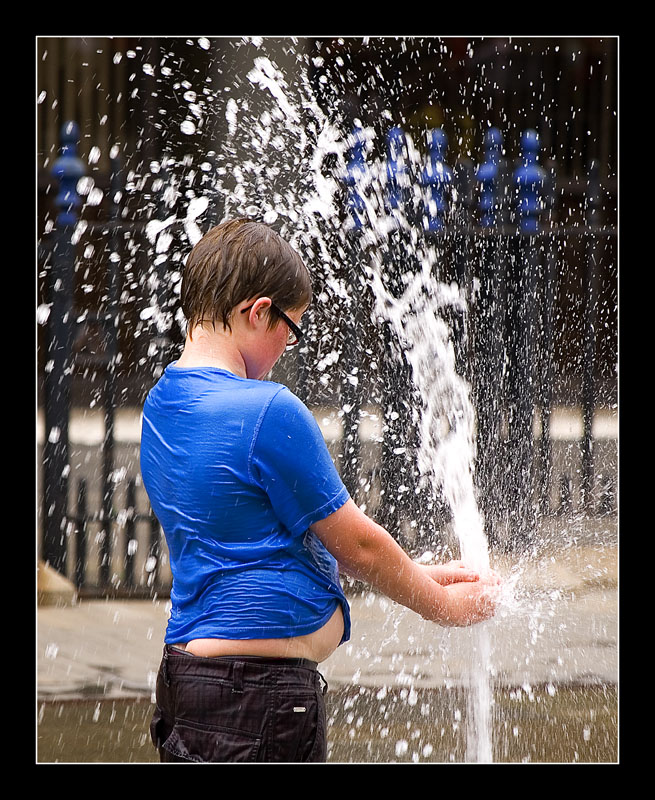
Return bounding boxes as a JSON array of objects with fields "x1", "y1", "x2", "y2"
[{"x1": 241, "y1": 301, "x2": 304, "y2": 347}]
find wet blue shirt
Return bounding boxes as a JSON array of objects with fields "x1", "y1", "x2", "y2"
[{"x1": 139, "y1": 364, "x2": 351, "y2": 646}]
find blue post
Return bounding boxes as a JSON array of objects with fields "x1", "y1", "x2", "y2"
[
  {"x1": 581, "y1": 160, "x2": 601, "y2": 509},
  {"x1": 513, "y1": 129, "x2": 546, "y2": 233},
  {"x1": 42, "y1": 121, "x2": 85, "y2": 574},
  {"x1": 51, "y1": 121, "x2": 86, "y2": 225},
  {"x1": 98, "y1": 152, "x2": 123, "y2": 588},
  {"x1": 380, "y1": 125, "x2": 419, "y2": 536},
  {"x1": 473, "y1": 127, "x2": 508, "y2": 542},
  {"x1": 340, "y1": 125, "x2": 369, "y2": 497},
  {"x1": 343, "y1": 125, "x2": 369, "y2": 229},
  {"x1": 476, "y1": 127, "x2": 504, "y2": 228},
  {"x1": 385, "y1": 125, "x2": 410, "y2": 213},
  {"x1": 419, "y1": 128, "x2": 452, "y2": 231},
  {"x1": 504, "y1": 129, "x2": 545, "y2": 544},
  {"x1": 538, "y1": 158, "x2": 559, "y2": 515}
]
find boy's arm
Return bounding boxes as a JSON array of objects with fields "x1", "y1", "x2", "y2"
[{"x1": 310, "y1": 499, "x2": 499, "y2": 627}]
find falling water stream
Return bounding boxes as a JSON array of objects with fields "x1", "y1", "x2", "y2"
[{"x1": 366, "y1": 243, "x2": 494, "y2": 763}]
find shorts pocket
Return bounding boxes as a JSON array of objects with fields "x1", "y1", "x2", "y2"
[
  {"x1": 271, "y1": 691, "x2": 327, "y2": 762},
  {"x1": 161, "y1": 719, "x2": 262, "y2": 763}
]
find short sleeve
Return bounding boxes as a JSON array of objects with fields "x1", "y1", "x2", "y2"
[{"x1": 249, "y1": 387, "x2": 350, "y2": 537}]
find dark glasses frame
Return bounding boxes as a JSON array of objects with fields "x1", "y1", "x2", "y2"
[{"x1": 241, "y1": 301, "x2": 304, "y2": 347}]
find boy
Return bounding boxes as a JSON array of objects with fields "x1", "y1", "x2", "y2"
[{"x1": 141, "y1": 218, "x2": 500, "y2": 763}]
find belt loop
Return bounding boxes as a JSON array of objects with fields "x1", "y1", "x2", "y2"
[
  {"x1": 232, "y1": 660, "x2": 245, "y2": 694},
  {"x1": 162, "y1": 646, "x2": 171, "y2": 687}
]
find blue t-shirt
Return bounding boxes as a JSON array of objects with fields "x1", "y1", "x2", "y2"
[{"x1": 139, "y1": 363, "x2": 351, "y2": 646}]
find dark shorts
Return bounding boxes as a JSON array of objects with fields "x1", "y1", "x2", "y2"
[{"x1": 149, "y1": 645, "x2": 329, "y2": 763}]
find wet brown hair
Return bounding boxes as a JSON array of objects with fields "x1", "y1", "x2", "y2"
[{"x1": 180, "y1": 218, "x2": 312, "y2": 334}]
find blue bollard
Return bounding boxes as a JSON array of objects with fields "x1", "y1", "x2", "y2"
[
  {"x1": 42, "y1": 121, "x2": 86, "y2": 574},
  {"x1": 343, "y1": 125, "x2": 369, "y2": 229},
  {"x1": 51, "y1": 121, "x2": 86, "y2": 226},
  {"x1": 385, "y1": 125, "x2": 410, "y2": 213},
  {"x1": 419, "y1": 128, "x2": 452, "y2": 231},
  {"x1": 340, "y1": 125, "x2": 370, "y2": 496},
  {"x1": 476, "y1": 127, "x2": 504, "y2": 228},
  {"x1": 513, "y1": 128, "x2": 546, "y2": 233}
]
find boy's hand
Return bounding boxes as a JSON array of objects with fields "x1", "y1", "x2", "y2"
[
  {"x1": 421, "y1": 559, "x2": 479, "y2": 585},
  {"x1": 441, "y1": 577, "x2": 501, "y2": 625},
  {"x1": 421, "y1": 560, "x2": 503, "y2": 587}
]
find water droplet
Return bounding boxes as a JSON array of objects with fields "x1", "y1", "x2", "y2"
[
  {"x1": 45, "y1": 642, "x2": 59, "y2": 660},
  {"x1": 395, "y1": 739, "x2": 409, "y2": 756}
]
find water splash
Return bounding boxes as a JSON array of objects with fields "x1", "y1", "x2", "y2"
[{"x1": 365, "y1": 245, "x2": 494, "y2": 762}]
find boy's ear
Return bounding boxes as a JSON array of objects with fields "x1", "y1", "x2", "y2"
[
  {"x1": 249, "y1": 297, "x2": 272, "y2": 322},
  {"x1": 241, "y1": 297, "x2": 273, "y2": 329}
]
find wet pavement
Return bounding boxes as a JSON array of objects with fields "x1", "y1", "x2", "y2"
[
  {"x1": 37, "y1": 514, "x2": 618, "y2": 763},
  {"x1": 37, "y1": 517, "x2": 617, "y2": 702}
]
